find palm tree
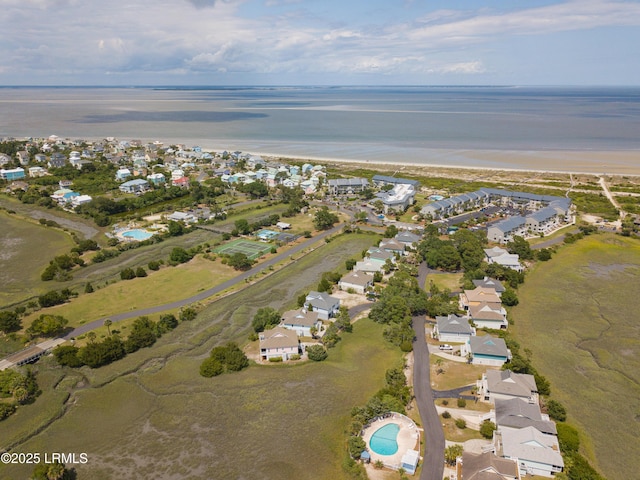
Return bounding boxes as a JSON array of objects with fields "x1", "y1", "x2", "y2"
[
  {"x1": 104, "y1": 319, "x2": 112, "y2": 336},
  {"x1": 46, "y1": 462, "x2": 66, "y2": 480},
  {"x1": 87, "y1": 331, "x2": 96, "y2": 343}
]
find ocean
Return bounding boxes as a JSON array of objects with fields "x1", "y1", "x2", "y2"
[{"x1": 1, "y1": 85, "x2": 639, "y2": 173}]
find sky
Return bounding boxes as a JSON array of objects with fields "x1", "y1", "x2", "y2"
[{"x1": 1, "y1": 0, "x2": 639, "y2": 86}]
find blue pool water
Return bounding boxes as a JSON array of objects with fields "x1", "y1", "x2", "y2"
[
  {"x1": 122, "y1": 229, "x2": 153, "y2": 241},
  {"x1": 369, "y1": 423, "x2": 400, "y2": 456}
]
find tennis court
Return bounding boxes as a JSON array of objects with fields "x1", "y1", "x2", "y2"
[{"x1": 213, "y1": 239, "x2": 272, "y2": 260}]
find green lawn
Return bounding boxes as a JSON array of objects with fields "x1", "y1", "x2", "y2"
[
  {"x1": 425, "y1": 272, "x2": 463, "y2": 293},
  {"x1": 0, "y1": 212, "x2": 76, "y2": 307},
  {"x1": 511, "y1": 233, "x2": 640, "y2": 480},
  {"x1": 2, "y1": 233, "x2": 394, "y2": 480},
  {"x1": 19, "y1": 256, "x2": 238, "y2": 330}
]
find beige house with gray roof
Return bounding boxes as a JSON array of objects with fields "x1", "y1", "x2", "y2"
[{"x1": 259, "y1": 327, "x2": 300, "y2": 361}]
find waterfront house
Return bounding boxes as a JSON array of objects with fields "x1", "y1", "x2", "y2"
[
  {"x1": 338, "y1": 271, "x2": 374, "y2": 294},
  {"x1": 259, "y1": 326, "x2": 300, "y2": 361},
  {"x1": 462, "y1": 336, "x2": 511, "y2": 366},
  {"x1": 281, "y1": 309, "x2": 321, "y2": 337},
  {"x1": 304, "y1": 291, "x2": 340, "y2": 320},
  {"x1": 495, "y1": 426, "x2": 563, "y2": 477},
  {"x1": 484, "y1": 247, "x2": 523, "y2": 272},
  {"x1": 478, "y1": 370, "x2": 539, "y2": 404},
  {"x1": 433, "y1": 314, "x2": 475, "y2": 343}
]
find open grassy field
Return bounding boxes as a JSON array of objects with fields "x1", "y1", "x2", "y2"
[
  {"x1": 424, "y1": 272, "x2": 463, "y2": 294},
  {"x1": 0, "y1": 211, "x2": 76, "y2": 308},
  {"x1": 511, "y1": 233, "x2": 640, "y2": 480},
  {"x1": 2, "y1": 233, "x2": 393, "y2": 480},
  {"x1": 19, "y1": 256, "x2": 238, "y2": 330},
  {"x1": 429, "y1": 355, "x2": 489, "y2": 391}
]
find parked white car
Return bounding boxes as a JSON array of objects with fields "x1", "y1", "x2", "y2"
[{"x1": 439, "y1": 344, "x2": 454, "y2": 351}]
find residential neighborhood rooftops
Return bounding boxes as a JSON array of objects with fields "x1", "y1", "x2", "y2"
[
  {"x1": 281, "y1": 309, "x2": 319, "y2": 328},
  {"x1": 472, "y1": 277, "x2": 506, "y2": 293},
  {"x1": 499, "y1": 426, "x2": 564, "y2": 470},
  {"x1": 436, "y1": 314, "x2": 473, "y2": 335},
  {"x1": 461, "y1": 451, "x2": 518, "y2": 480},
  {"x1": 259, "y1": 326, "x2": 299, "y2": 350},
  {"x1": 485, "y1": 370, "x2": 538, "y2": 399},
  {"x1": 470, "y1": 336, "x2": 509, "y2": 358},
  {"x1": 495, "y1": 398, "x2": 557, "y2": 435}
]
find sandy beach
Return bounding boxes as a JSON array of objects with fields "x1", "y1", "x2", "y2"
[
  {"x1": 226, "y1": 148, "x2": 640, "y2": 177},
  {"x1": 224, "y1": 148, "x2": 640, "y2": 176}
]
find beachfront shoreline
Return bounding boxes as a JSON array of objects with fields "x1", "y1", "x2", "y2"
[{"x1": 226, "y1": 148, "x2": 640, "y2": 177}]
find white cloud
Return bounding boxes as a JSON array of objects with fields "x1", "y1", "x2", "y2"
[{"x1": 429, "y1": 61, "x2": 486, "y2": 75}]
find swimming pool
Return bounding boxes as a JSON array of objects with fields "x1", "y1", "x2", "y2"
[
  {"x1": 369, "y1": 423, "x2": 400, "y2": 456},
  {"x1": 121, "y1": 229, "x2": 154, "y2": 241}
]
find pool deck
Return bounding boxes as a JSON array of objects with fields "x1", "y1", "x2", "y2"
[{"x1": 362, "y1": 413, "x2": 420, "y2": 469}]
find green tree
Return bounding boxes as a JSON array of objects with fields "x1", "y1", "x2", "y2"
[
  {"x1": 444, "y1": 444, "x2": 463, "y2": 466},
  {"x1": 0, "y1": 310, "x2": 21, "y2": 334},
  {"x1": 227, "y1": 252, "x2": 253, "y2": 271},
  {"x1": 135, "y1": 266, "x2": 147, "y2": 277},
  {"x1": 27, "y1": 314, "x2": 68, "y2": 338},
  {"x1": 104, "y1": 319, "x2": 112, "y2": 336},
  {"x1": 347, "y1": 436, "x2": 366, "y2": 459},
  {"x1": 307, "y1": 344, "x2": 328, "y2": 361},
  {"x1": 84, "y1": 282, "x2": 94, "y2": 294},
  {"x1": 546, "y1": 399, "x2": 567, "y2": 422},
  {"x1": 169, "y1": 247, "x2": 193, "y2": 264},
  {"x1": 180, "y1": 307, "x2": 197, "y2": 322},
  {"x1": 167, "y1": 220, "x2": 185, "y2": 236},
  {"x1": 120, "y1": 267, "x2": 136, "y2": 280},
  {"x1": 501, "y1": 288, "x2": 519, "y2": 306},
  {"x1": 507, "y1": 235, "x2": 534, "y2": 260},
  {"x1": 158, "y1": 314, "x2": 178, "y2": 332},
  {"x1": 556, "y1": 423, "x2": 580, "y2": 454},
  {"x1": 200, "y1": 357, "x2": 224, "y2": 377},
  {"x1": 251, "y1": 307, "x2": 281, "y2": 332},
  {"x1": 383, "y1": 224, "x2": 398, "y2": 238},
  {"x1": 234, "y1": 218, "x2": 251, "y2": 235},
  {"x1": 53, "y1": 345, "x2": 84, "y2": 368},
  {"x1": 124, "y1": 316, "x2": 158, "y2": 353},
  {"x1": 313, "y1": 206, "x2": 339, "y2": 230},
  {"x1": 480, "y1": 420, "x2": 496, "y2": 439}
]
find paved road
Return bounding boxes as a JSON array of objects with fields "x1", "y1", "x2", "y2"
[
  {"x1": 412, "y1": 315, "x2": 445, "y2": 480},
  {"x1": 63, "y1": 223, "x2": 344, "y2": 339},
  {"x1": 414, "y1": 262, "x2": 445, "y2": 480}
]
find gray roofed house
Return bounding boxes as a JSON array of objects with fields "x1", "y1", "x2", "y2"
[
  {"x1": 259, "y1": 326, "x2": 300, "y2": 361},
  {"x1": 497, "y1": 426, "x2": 564, "y2": 477},
  {"x1": 338, "y1": 271, "x2": 373, "y2": 294},
  {"x1": 372, "y1": 174, "x2": 420, "y2": 187},
  {"x1": 395, "y1": 231, "x2": 422, "y2": 247},
  {"x1": 495, "y1": 398, "x2": 557, "y2": 436},
  {"x1": 464, "y1": 336, "x2": 511, "y2": 366},
  {"x1": 367, "y1": 247, "x2": 395, "y2": 263},
  {"x1": 379, "y1": 238, "x2": 405, "y2": 254},
  {"x1": 281, "y1": 309, "x2": 321, "y2": 337},
  {"x1": 460, "y1": 451, "x2": 519, "y2": 480},
  {"x1": 473, "y1": 277, "x2": 506, "y2": 295},
  {"x1": 434, "y1": 314, "x2": 475, "y2": 343},
  {"x1": 479, "y1": 370, "x2": 539, "y2": 404},
  {"x1": 487, "y1": 216, "x2": 528, "y2": 244},
  {"x1": 468, "y1": 303, "x2": 508, "y2": 330},
  {"x1": 484, "y1": 247, "x2": 523, "y2": 272},
  {"x1": 327, "y1": 177, "x2": 369, "y2": 194},
  {"x1": 305, "y1": 291, "x2": 340, "y2": 320}
]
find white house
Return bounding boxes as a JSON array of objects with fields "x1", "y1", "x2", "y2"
[
  {"x1": 462, "y1": 336, "x2": 511, "y2": 366},
  {"x1": 478, "y1": 369, "x2": 539, "y2": 405},
  {"x1": 433, "y1": 314, "x2": 475, "y2": 343},
  {"x1": 468, "y1": 303, "x2": 508, "y2": 330},
  {"x1": 167, "y1": 211, "x2": 197, "y2": 224},
  {"x1": 281, "y1": 309, "x2": 321, "y2": 337},
  {"x1": 305, "y1": 291, "x2": 340, "y2": 320},
  {"x1": 496, "y1": 426, "x2": 564, "y2": 477},
  {"x1": 338, "y1": 271, "x2": 373, "y2": 294},
  {"x1": 484, "y1": 247, "x2": 523, "y2": 272},
  {"x1": 259, "y1": 327, "x2": 300, "y2": 361}
]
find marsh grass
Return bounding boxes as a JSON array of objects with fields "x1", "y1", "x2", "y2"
[
  {"x1": 512, "y1": 233, "x2": 640, "y2": 480},
  {"x1": 2, "y1": 233, "x2": 396, "y2": 480}
]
